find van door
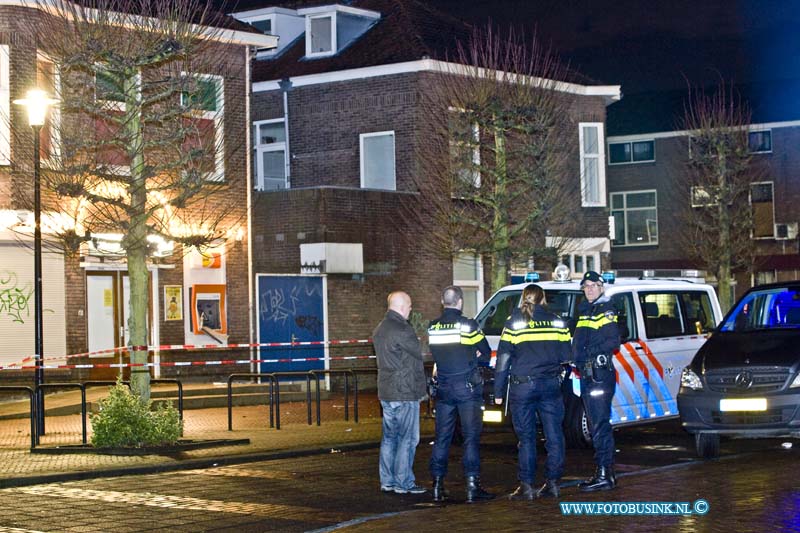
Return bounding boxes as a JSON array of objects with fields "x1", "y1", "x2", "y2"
[
  {"x1": 635, "y1": 290, "x2": 715, "y2": 418},
  {"x1": 607, "y1": 292, "x2": 651, "y2": 424}
]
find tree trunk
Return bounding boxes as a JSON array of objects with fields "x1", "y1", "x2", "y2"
[
  {"x1": 717, "y1": 170, "x2": 733, "y2": 313},
  {"x1": 125, "y1": 72, "x2": 150, "y2": 401},
  {"x1": 490, "y1": 124, "x2": 509, "y2": 291}
]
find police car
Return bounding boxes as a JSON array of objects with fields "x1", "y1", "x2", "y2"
[{"x1": 474, "y1": 266, "x2": 724, "y2": 448}]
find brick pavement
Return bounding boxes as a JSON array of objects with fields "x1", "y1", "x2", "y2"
[{"x1": 0, "y1": 391, "x2": 435, "y2": 487}]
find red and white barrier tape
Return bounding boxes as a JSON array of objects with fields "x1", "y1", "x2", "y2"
[
  {"x1": 0, "y1": 354, "x2": 378, "y2": 371},
  {"x1": 3, "y1": 338, "x2": 375, "y2": 367}
]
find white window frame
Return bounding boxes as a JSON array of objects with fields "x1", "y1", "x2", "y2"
[
  {"x1": 561, "y1": 252, "x2": 601, "y2": 276},
  {"x1": 448, "y1": 107, "x2": 481, "y2": 189},
  {"x1": 359, "y1": 130, "x2": 396, "y2": 191},
  {"x1": 690, "y1": 185, "x2": 717, "y2": 208},
  {"x1": 607, "y1": 139, "x2": 655, "y2": 165},
  {"x1": 0, "y1": 45, "x2": 10, "y2": 165},
  {"x1": 305, "y1": 12, "x2": 336, "y2": 58},
  {"x1": 239, "y1": 14, "x2": 276, "y2": 56},
  {"x1": 748, "y1": 129, "x2": 772, "y2": 154},
  {"x1": 253, "y1": 118, "x2": 287, "y2": 191},
  {"x1": 610, "y1": 189, "x2": 659, "y2": 247},
  {"x1": 453, "y1": 252, "x2": 484, "y2": 316},
  {"x1": 579, "y1": 122, "x2": 606, "y2": 207},
  {"x1": 182, "y1": 73, "x2": 225, "y2": 182},
  {"x1": 750, "y1": 180, "x2": 775, "y2": 239}
]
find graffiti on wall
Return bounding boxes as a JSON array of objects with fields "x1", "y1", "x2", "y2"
[{"x1": 0, "y1": 271, "x2": 33, "y2": 323}]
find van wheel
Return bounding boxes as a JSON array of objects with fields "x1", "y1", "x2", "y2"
[
  {"x1": 564, "y1": 396, "x2": 592, "y2": 449},
  {"x1": 695, "y1": 433, "x2": 720, "y2": 459}
]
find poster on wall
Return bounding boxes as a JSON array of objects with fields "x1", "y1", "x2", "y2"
[{"x1": 164, "y1": 285, "x2": 183, "y2": 321}]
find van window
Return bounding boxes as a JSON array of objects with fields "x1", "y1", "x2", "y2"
[
  {"x1": 476, "y1": 290, "x2": 520, "y2": 336},
  {"x1": 611, "y1": 292, "x2": 636, "y2": 342},
  {"x1": 680, "y1": 291, "x2": 716, "y2": 334},
  {"x1": 640, "y1": 292, "x2": 684, "y2": 338}
]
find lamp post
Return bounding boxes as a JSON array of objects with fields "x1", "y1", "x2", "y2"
[{"x1": 14, "y1": 89, "x2": 57, "y2": 438}]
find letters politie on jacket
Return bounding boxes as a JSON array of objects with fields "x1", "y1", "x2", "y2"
[
  {"x1": 373, "y1": 309, "x2": 427, "y2": 401},
  {"x1": 572, "y1": 295, "x2": 620, "y2": 366}
]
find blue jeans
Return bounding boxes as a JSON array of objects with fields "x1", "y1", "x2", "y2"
[
  {"x1": 429, "y1": 375, "x2": 483, "y2": 478},
  {"x1": 581, "y1": 367, "x2": 616, "y2": 468},
  {"x1": 379, "y1": 400, "x2": 420, "y2": 490},
  {"x1": 509, "y1": 376, "x2": 565, "y2": 483}
]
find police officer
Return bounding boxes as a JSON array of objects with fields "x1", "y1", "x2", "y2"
[
  {"x1": 428, "y1": 285, "x2": 494, "y2": 503},
  {"x1": 573, "y1": 271, "x2": 621, "y2": 492},
  {"x1": 494, "y1": 284, "x2": 571, "y2": 500}
]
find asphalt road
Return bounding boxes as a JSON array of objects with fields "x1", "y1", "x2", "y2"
[{"x1": 0, "y1": 420, "x2": 797, "y2": 532}]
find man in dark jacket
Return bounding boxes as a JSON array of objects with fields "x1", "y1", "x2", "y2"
[
  {"x1": 572, "y1": 271, "x2": 621, "y2": 492},
  {"x1": 428, "y1": 285, "x2": 494, "y2": 503},
  {"x1": 373, "y1": 291, "x2": 427, "y2": 495}
]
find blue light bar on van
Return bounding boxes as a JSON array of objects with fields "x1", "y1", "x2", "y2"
[
  {"x1": 602, "y1": 271, "x2": 616, "y2": 284},
  {"x1": 524, "y1": 272, "x2": 540, "y2": 282}
]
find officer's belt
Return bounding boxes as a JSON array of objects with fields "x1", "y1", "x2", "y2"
[{"x1": 509, "y1": 374, "x2": 556, "y2": 385}]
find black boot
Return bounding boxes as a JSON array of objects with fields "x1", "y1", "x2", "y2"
[
  {"x1": 535, "y1": 479, "x2": 560, "y2": 498},
  {"x1": 432, "y1": 476, "x2": 448, "y2": 502},
  {"x1": 466, "y1": 475, "x2": 496, "y2": 503},
  {"x1": 578, "y1": 466, "x2": 616, "y2": 492},
  {"x1": 508, "y1": 482, "x2": 534, "y2": 501}
]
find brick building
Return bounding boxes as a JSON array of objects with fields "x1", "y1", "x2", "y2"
[
  {"x1": 0, "y1": 0, "x2": 275, "y2": 382},
  {"x1": 231, "y1": 0, "x2": 620, "y2": 370},
  {"x1": 606, "y1": 81, "x2": 800, "y2": 308}
]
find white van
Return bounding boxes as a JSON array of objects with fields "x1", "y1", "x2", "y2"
[{"x1": 474, "y1": 269, "x2": 723, "y2": 447}]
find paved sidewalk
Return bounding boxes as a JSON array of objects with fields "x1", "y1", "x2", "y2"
[{"x1": 0, "y1": 391, "x2": 433, "y2": 488}]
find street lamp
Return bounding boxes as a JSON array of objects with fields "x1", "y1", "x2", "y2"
[{"x1": 14, "y1": 88, "x2": 58, "y2": 438}]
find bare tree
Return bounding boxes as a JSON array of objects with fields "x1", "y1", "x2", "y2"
[
  {"x1": 680, "y1": 83, "x2": 763, "y2": 311},
  {"x1": 11, "y1": 0, "x2": 248, "y2": 399},
  {"x1": 414, "y1": 26, "x2": 583, "y2": 292}
]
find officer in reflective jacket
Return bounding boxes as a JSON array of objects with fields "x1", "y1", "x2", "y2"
[
  {"x1": 573, "y1": 271, "x2": 621, "y2": 491},
  {"x1": 494, "y1": 284, "x2": 571, "y2": 500},
  {"x1": 428, "y1": 285, "x2": 494, "y2": 503}
]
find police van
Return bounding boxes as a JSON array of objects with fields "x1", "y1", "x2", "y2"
[{"x1": 474, "y1": 266, "x2": 723, "y2": 447}]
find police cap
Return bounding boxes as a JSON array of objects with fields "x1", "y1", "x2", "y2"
[{"x1": 580, "y1": 271, "x2": 603, "y2": 286}]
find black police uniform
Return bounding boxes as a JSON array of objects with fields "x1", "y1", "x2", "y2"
[
  {"x1": 427, "y1": 307, "x2": 493, "y2": 502},
  {"x1": 495, "y1": 306, "x2": 571, "y2": 499},
  {"x1": 572, "y1": 284, "x2": 621, "y2": 491}
]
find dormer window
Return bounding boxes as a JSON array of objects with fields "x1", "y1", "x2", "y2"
[
  {"x1": 306, "y1": 13, "x2": 336, "y2": 57},
  {"x1": 251, "y1": 16, "x2": 273, "y2": 34}
]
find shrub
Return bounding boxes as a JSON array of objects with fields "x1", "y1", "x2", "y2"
[{"x1": 90, "y1": 379, "x2": 182, "y2": 448}]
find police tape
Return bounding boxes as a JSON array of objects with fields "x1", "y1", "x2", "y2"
[
  {"x1": 0, "y1": 354, "x2": 378, "y2": 371},
  {"x1": 2, "y1": 338, "x2": 375, "y2": 367}
]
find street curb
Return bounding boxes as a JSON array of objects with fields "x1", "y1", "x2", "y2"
[{"x1": 0, "y1": 440, "x2": 384, "y2": 489}]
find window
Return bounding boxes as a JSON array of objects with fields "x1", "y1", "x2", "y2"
[
  {"x1": 37, "y1": 54, "x2": 60, "y2": 163},
  {"x1": 611, "y1": 293, "x2": 636, "y2": 342},
  {"x1": 0, "y1": 45, "x2": 8, "y2": 165},
  {"x1": 560, "y1": 253, "x2": 598, "y2": 276},
  {"x1": 306, "y1": 13, "x2": 335, "y2": 57},
  {"x1": 96, "y1": 67, "x2": 125, "y2": 106},
  {"x1": 690, "y1": 185, "x2": 718, "y2": 207},
  {"x1": 476, "y1": 290, "x2": 521, "y2": 336},
  {"x1": 448, "y1": 109, "x2": 480, "y2": 189},
  {"x1": 579, "y1": 123, "x2": 606, "y2": 206},
  {"x1": 749, "y1": 130, "x2": 772, "y2": 153},
  {"x1": 253, "y1": 119, "x2": 287, "y2": 191},
  {"x1": 360, "y1": 131, "x2": 395, "y2": 190},
  {"x1": 453, "y1": 253, "x2": 483, "y2": 318},
  {"x1": 611, "y1": 190, "x2": 658, "y2": 246},
  {"x1": 608, "y1": 140, "x2": 655, "y2": 165},
  {"x1": 94, "y1": 65, "x2": 132, "y2": 170},
  {"x1": 640, "y1": 292, "x2": 683, "y2": 338},
  {"x1": 751, "y1": 181, "x2": 774, "y2": 238},
  {"x1": 250, "y1": 17, "x2": 273, "y2": 34},
  {"x1": 182, "y1": 75, "x2": 224, "y2": 182}
]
